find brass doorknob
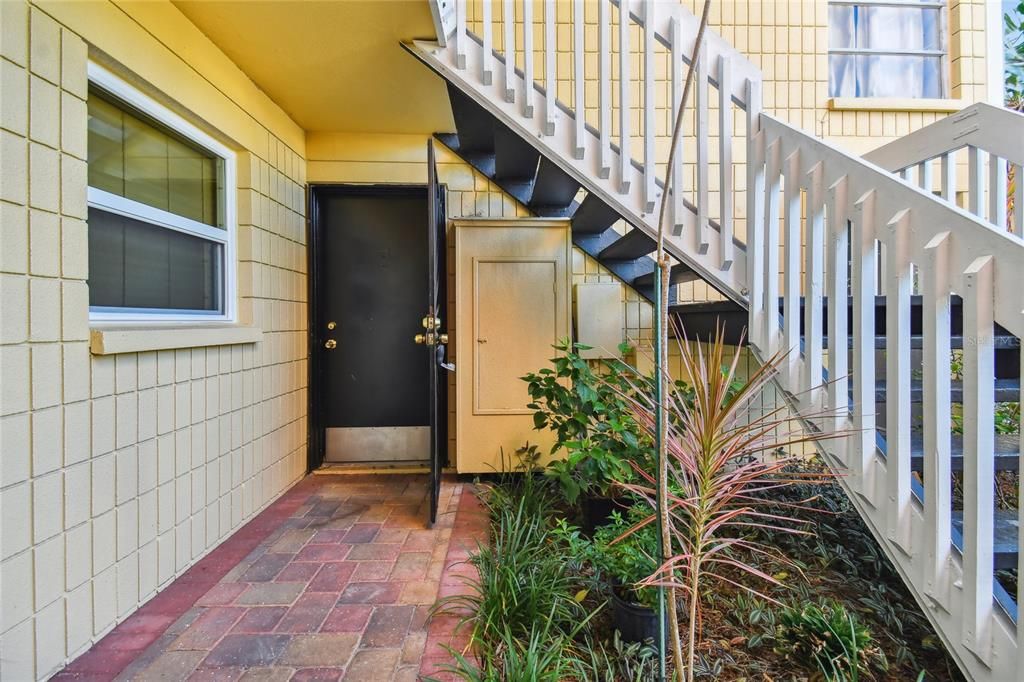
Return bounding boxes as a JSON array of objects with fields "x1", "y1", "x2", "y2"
[
  {"x1": 324, "y1": 339, "x2": 337, "y2": 349},
  {"x1": 414, "y1": 333, "x2": 427, "y2": 345},
  {"x1": 438, "y1": 333, "x2": 449, "y2": 344}
]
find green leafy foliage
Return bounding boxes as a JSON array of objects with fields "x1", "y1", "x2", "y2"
[
  {"x1": 432, "y1": 479, "x2": 589, "y2": 651},
  {"x1": 522, "y1": 340, "x2": 656, "y2": 503},
  {"x1": 551, "y1": 505, "x2": 661, "y2": 608},
  {"x1": 746, "y1": 460, "x2": 953, "y2": 674},
  {"x1": 591, "y1": 507, "x2": 661, "y2": 608},
  {"x1": 426, "y1": 614, "x2": 595, "y2": 682},
  {"x1": 771, "y1": 600, "x2": 885, "y2": 682},
  {"x1": 949, "y1": 349, "x2": 1019, "y2": 437},
  {"x1": 430, "y1": 465, "x2": 661, "y2": 680}
]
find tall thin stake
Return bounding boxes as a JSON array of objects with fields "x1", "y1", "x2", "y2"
[
  {"x1": 654, "y1": 267, "x2": 666, "y2": 682},
  {"x1": 654, "y1": 1, "x2": 714, "y2": 680}
]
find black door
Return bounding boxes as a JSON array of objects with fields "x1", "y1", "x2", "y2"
[
  {"x1": 426, "y1": 141, "x2": 447, "y2": 524},
  {"x1": 309, "y1": 185, "x2": 445, "y2": 472}
]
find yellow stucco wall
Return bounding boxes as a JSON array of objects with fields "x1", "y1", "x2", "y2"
[{"x1": 0, "y1": 2, "x2": 307, "y2": 678}]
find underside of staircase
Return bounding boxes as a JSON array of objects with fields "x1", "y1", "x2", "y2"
[
  {"x1": 406, "y1": 2, "x2": 1024, "y2": 679},
  {"x1": 433, "y1": 83, "x2": 702, "y2": 303}
]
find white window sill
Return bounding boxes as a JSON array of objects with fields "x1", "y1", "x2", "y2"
[
  {"x1": 827, "y1": 97, "x2": 968, "y2": 113},
  {"x1": 90, "y1": 324, "x2": 263, "y2": 355}
]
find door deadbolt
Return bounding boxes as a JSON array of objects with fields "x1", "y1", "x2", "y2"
[
  {"x1": 324, "y1": 339, "x2": 337, "y2": 349},
  {"x1": 326, "y1": 321, "x2": 337, "y2": 330}
]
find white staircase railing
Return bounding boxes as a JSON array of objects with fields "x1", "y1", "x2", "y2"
[
  {"x1": 420, "y1": 1, "x2": 1024, "y2": 679},
  {"x1": 864, "y1": 103, "x2": 1024, "y2": 237},
  {"x1": 417, "y1": 0, "x2": 760, "y2": 303},
  {"x1": 749, "y1": 112, "x2": 1024, "y2": 681}
]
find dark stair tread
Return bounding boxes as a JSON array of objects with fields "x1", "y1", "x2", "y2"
[
  {"x1": 446, "y1": 83, "x2": 494, "y2": 154},
  {"x1": 871, "y1": 378, "x2": 1020, "y2": 404},
  {"x1": 528, "y1": 158, "x2": 580, "y2": 215},
  {"x1": 907, "y1": 432, "x2": 1020, "y2": 472},
  {"x1": 571, "y1": 194, "x2": 621, "y2": 235},
  {"x1": 951, "y1": 510, "x2": 1019, "y2": 570},
  {"x1": 493, "y1": 125, "x2": 539, "y2": 182},
  {"x1": 599, "y1": 229, "x2": 657, "y2": 261},
  {"x1": 633, "y1": 263, "x2": 698, "y2": 289}
]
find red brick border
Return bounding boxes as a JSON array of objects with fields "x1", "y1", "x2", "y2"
[{"x1": 418, "y1": 486, "x2": 489, "y2": 680}]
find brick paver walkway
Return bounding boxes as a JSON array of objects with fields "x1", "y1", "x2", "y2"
[{"x1": 54, "y1": 474, "x2": 487, "y2": 681}]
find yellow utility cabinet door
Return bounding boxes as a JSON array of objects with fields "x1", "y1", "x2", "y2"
[{"x1": 455, "y1": 219, "x2": 571, "y2": 473}]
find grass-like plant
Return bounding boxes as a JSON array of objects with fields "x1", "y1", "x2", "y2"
[
  {"x1": 425, "y1": 611, "x2": 595, "y2": 681},
  {"x1": 614, "y1": 328, "x2": 841, "y2": 681},
  {"x1": 433, "y1": 490, "x2": 588, "y2": 649},
  {"x1": 773, "y1": 599, "x2": 885, "y2": 681}
]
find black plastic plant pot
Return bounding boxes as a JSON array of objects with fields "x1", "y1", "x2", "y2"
[
  {"x1": 581, "y1": 496, "x2": 618, "y2": 536},
  {"x1": 610, "y1": 586, "x2": 665, "y2": 644}
]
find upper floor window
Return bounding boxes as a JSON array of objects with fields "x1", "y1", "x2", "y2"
[
  {"x1": 87, "y1": 63, "x2": 236, "y2": 322},
  {"x1": 828, "y1": 0, "x2": 948, "y2": 98}
]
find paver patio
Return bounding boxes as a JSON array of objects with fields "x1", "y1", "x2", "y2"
[{"x1": 53, "y1": 474, "x2": 487, "y2": 681}]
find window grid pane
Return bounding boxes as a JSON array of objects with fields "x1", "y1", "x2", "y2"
[
  {"x1": 827, "y1": 1, "x2": 946, "y2": 98},
  {"x1": 88, "y1": 207, "x2": 222, "y2": 313},
  {"x1": 87, "y1": 88, "x2": 225, "y2": 229}
]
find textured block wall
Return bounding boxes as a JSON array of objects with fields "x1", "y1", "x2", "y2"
[{"x1": 0, "y1": 3, "x2": 308, "y2": 679}]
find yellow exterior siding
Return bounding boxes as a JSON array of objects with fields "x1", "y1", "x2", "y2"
[{"x1": 0, "y1": 2, "x2": 307, "y2": 678}]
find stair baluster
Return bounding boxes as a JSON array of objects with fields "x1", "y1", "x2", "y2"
[
  {"x1": 618, "y1": 0, "x2": 631, "y2": 194},
  {"x1": 921, "y1": 232, "x2": 953, "y2": 608},
  {"x1": 543, "y1": 0, "x2": 555, "y2": 135},
  {"x1": 642, "y1": 0, "x2": 656, "y2": 212},
  {"x1": 717, "y1": 54, "x2": 733, "y2": 270},
  {"x1": 963, "y1": 256, "x2": 997, "y2": 663},
  {"x1": 572, "y1": 0, "x2": 584, "y2": 160}
]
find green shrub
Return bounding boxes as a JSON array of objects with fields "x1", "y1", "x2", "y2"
[
  {"x1": 426, "y1": 617, "x2": 593, "y2": 682},
  {"x1": 591, "y1": 507, "x2": 661, "y2": 608},
  {"x1": 522, "y1": 340, "x2": 655, "y2": 504},
  {"x1": 773, "y1": 600, "x2": 885, "y2": 681},
  {"x1": 551, "y1": 504, "x2": 660, "y2": 608},
  {"x1": 432, "y1": 488, "x2": 590, "y2": 652}
]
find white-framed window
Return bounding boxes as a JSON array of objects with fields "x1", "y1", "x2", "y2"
[
  {"x1": 828, "y1": 0, "x2": 949, "y2": 99},
  {"x1": 87, "y1": 62, "x2": 237, "y2": 323}
]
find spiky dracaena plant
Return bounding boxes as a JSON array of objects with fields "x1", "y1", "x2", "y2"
[{"x1": 613, "y1": 328, "x2": 842, "y2": 682}]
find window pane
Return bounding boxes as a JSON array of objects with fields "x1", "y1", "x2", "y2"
[
  {"x1": 87, "y1": 89, "x2": 225, "y2": 229},
  {"x1": 87, "y1": 96, "x2": 125, "y2": 195},
  {"x1": 829, "y1": 6, "x2": 856, "y2": 50},
  {"x1": 88, "y1": 207, "x2": 222, "y2": 312},
  {"x1": 830, "y1": 53, "x2": 943, "y2": 97},
  {"x1": 123, "y1": 113, "x2": 169, "y2": 213},
  {"x1": 851, "y1": 6, "x2": 943, "y2": 51}
]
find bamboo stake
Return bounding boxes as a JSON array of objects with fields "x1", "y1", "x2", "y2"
[{"x1": 654, "y1": 1, "x2": 713, "y2": 680}]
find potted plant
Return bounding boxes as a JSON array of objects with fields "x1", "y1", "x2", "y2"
[
  {"x1": 591, "y1": 505, "x2": 665, "y2": 643},
  {"x1": 522, "y1": 341, "x2": 656, "y2": 531}
]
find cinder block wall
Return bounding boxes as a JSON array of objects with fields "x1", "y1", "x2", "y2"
[{"x1": 0, "y1": 2, "x2": 308, "y2": 678}]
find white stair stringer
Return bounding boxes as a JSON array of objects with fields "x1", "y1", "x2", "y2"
[{"x1": 404, "y1": 37, "x2": 749, "y2": 306}]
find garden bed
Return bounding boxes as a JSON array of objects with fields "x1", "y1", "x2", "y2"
[
  {"x1": 426, "y1": 338, "x2": 971, "y2": 680},
  {"x1": 428, "y1": 464, "x2": 965, "y2": 681}
]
